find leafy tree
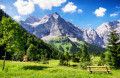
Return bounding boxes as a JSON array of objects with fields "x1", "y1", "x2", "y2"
[
  {"x1": 72, "y1": 54, "x2": 79, "y2": 62},
  {"x1": 0, "y1": 16, "x2": 25, "y2": 69},
  {"x1": 107, "y1": 26, "x2": 120, "y2": 69},
  {"x1": 58, "y1": 52, "x2": 66, "y2": 65},
  {"x1": 76, "y1": 51, "x2": 81, "y2": 59},
  {"x1": 64, "y1": 51, "x2": 71, "y2": 65},
  {"x1": 80, "y1": 44, "x2": 90, "y2": 62},
  {"x1": 98, "y1": 53, "x2": 105, "y2": 66},
  {"x1": 79, "y1": 44, "x2": 91, "y2": 69},
  {"x1": 27, "y1": 44, "x2": 37, "y2": 61}
]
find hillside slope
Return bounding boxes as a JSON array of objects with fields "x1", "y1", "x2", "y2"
[
  {"x1": 47, "y1": 37, "x2": 106, "y2": 55},
  {"x1": 0, "y1": 10, "x2": 59, "y2": 60}
]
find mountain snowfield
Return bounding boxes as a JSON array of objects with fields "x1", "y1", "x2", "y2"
[{"x1": 20, "y1": 12, "x2": 120, "y2": 48}]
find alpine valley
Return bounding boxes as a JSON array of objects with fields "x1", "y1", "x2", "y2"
[{"x1": 20, "y1": 12, "x2": 120, "y2": 55}]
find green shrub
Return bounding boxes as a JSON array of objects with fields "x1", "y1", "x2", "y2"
[{"x1": 79, "y1": 61, "x2": 92, "y2": 69}]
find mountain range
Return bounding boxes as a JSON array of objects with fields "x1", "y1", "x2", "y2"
[
  {"x1": 20, "y1": 12, "x2": 120, "y2": 47},
  {"x1": 19, "y1": 12, "x2": 120, "y2": 54}
]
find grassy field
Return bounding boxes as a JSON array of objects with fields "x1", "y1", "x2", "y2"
[{"x1": 0, "y1": 60, "x2": 120, "y2": 78}]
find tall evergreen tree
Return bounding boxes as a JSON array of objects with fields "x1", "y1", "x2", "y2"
[
  {"x1": 107, "y1": 26, "x2": 120, "y2": 69},
  {"x1": 80, "y1": 44, "x2": 90, "y2": 62}
]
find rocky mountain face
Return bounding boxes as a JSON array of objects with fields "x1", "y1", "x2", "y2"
[
  {"x1": 96, "y1": 20, "x2": 120, "y2": 47},
  {"x1": 20, "y1": 12, "x2": 120, "y2": 47}
]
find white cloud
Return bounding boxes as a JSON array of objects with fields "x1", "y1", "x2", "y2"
[
  {"x1": 0, "y1": 4, "x2": 5, "y2": 10},
  {"x1": 33, "y1": 0, "x2": 66, "y2": 10},
  {"x1": 110, "y1": 13, "x2": 118, "y2": 17},
  {"x1": 14, "y1": 0, "x2": 34, "y2": 15},
  {"x1": 78, "y1": 9, "x2": 83, "y2": 13},
  {"x1": 13, "y1": 15, "x2": 21, "y2": 20},
  {"x1": 94, "y1": 7, "x2": 107, "y2": 17},
  {"x1": 62, "y1": 2, "x2": 77, "y2": 13}
]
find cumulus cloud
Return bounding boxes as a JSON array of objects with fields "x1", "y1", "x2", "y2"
[
  {"x1": 78, "y1": 9, "x2": 83, "y2": 13},
  {"x1": 33, "y1": 0, "x2": 66, "y2": 10},
  {"x1": 62, "y1": 2, "x2": 77, "y2": 13},
  {"x1": 110, "y1": 13, "x2": 118, "y2": 17},
  {"x1": 13, "y1": 15, "x2": 21, "y2": 20},
  {"x1": 94, "y1": 7, "x2": 107, "y2": 17},
  {"x1": 0, "y1": 4, "x2": 5, "y2": 10},
  {"x1": 14, "y1": 0, "x2": 34, "y2": 15}
]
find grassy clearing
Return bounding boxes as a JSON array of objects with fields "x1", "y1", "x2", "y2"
[{"x1": 0, "y1": 60, "x2": 120, "y2": 78}]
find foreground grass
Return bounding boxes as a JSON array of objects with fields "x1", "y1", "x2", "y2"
[{"x1": 0, "y1": 60, "x2": 120, "y2": 78}]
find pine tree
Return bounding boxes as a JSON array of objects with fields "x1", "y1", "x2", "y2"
[
  {"x1": 80, "y1": 44, "x2": 90, "y2": 62},
  {"x1": 107, "y1": 26, "x2": 120, "y2": 69}
]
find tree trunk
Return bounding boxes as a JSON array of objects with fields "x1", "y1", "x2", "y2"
[{"x1": 2, "y1": 51, "x2": 6, "y2": 70}]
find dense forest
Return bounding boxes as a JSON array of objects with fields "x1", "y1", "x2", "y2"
[{"x1": 0, "y1": 9, "x2": 59, "y2": 61}]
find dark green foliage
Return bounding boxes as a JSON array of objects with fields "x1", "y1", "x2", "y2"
[
  {"x1": 27, "y1": 44, "x2": 38, "y2": 61},
  {"x1": 69, "y1": 43, "x2": 80, "y2": 54},
  {"x1": 75, "y1": 51, "x2": 81, "y2": 59},
  {"x1": 80, "y1": 61, "x2": 92, "y2": 69},
  {"x1": 86, "y1": 43, "x2": 106, "y2": 56},
  {"x1": 80, "y1": 44, "x2": 91, "y2": 62},
  {"x1": 0, "y1": 10, "x2": 60, "y2": 61},
  {"x1": 58, "y1": 52, "x2": 66, "y2": 65},
  {"x1": 98, "y1": 53, "x2": 105, "y2": 66},
  {"x1": 75, "y1": 42, "x2": 106, "y2": 56},
  {"x1": 79, "y1": 44, "x2": 91, "y2": 69},
  {"x1": 64, "y1": 51, "x2": 71, "y2": 65},
  {"x1": 0, "y1": 9, "x2": 9, "y2": 21},
  {"x1": 59, "y1": 51, "x2": 71, "y2": 66},
  {"x1": 0, "y1": 16, "x2": 25, "y2": 60},
  {"x1": 48, "y1": 37, "x2": 106, "y2": 56},
  {"x1": 59, "y1": 45, "x2": 64, "y2": 52},
  {"x1": 71, "y1": 54, "x2": 79, "y2": 62},
  {"x1": 107, "y1": 26, "x2": 120, "y2": 69}
]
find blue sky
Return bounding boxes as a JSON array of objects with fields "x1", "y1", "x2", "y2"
[{"x1": 0, "y1": 0, "x2": 120, "y2": 29}]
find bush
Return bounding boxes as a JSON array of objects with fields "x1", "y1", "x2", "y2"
[
  {"x1": 72, "y1": 57, "x2": 79, "y2": 62},
  {"x1": 79, "y1": 61, "x2": 92, "y2": 69}
]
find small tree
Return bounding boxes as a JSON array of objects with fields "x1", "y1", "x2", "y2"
[
  {"x1": 58, "y1": 52, "x2": 66, "y2": 65},
  {"x1": 64, "y1": 51, "x2": 71, "y2": 65},
  {"x1": 27, "y1": 44, "x2": 37, "y2": 61},
  {"x1": 80, "y1": 44, "x2": 90, "y2": 62},
  {"x1": 80, "y1": 44, "x2": 91, "y2": 69}
]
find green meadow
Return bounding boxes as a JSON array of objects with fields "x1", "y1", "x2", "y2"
[{"x1": 0, "y1": 60, "x2": 120, "y2": 78}]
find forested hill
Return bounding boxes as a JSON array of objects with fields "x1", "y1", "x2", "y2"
[
  {"x1": 0, "y1": 10, "x2": 60, "y2": 60},
  {"x1": 0, "y1": 9, "x2": 9, "y2": 21}
]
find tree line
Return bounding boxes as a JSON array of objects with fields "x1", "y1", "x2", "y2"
[{"x1": 0, "y1": 16, "x2": 59, "y2": 61}]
